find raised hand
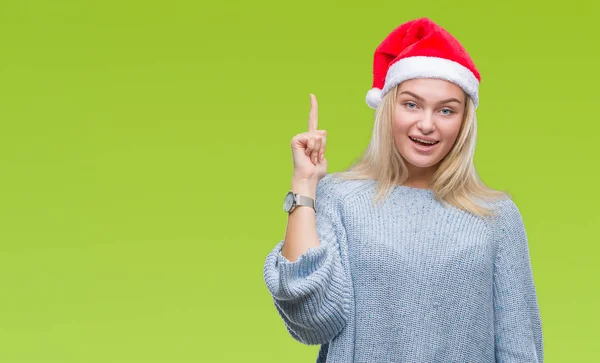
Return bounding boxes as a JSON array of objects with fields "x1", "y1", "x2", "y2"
[{"x1": 290, "y1": 94, "x2": 328, "y2": 182}]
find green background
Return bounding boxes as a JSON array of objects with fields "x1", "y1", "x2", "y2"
[{"x1": 0, "y1": 0, "x2": 597, "y2": 362}]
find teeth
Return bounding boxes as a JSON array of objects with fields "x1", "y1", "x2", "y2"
[{"x1": 410, "y1": 137, "x2": 437, "y2": 145}]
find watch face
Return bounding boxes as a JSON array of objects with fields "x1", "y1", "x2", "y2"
[{"x1": 283, "y1": 192, "x2": 295, "y2": 212}]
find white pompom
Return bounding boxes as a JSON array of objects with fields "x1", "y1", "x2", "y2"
[{"x1": 366, "y1": 88, "x2": 382, "y2": 109}]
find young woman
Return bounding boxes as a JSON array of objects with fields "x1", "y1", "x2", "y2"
[{"x1": 263, "y1": 17, "x2": 544, "y2": 363}]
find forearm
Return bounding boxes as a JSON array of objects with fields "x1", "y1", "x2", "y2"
[{"x1": 281, "y1": 178, "x2": 320, "y2": 262}]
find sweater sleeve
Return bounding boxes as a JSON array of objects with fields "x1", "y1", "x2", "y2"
[
  {"x1": 262, "y1": 174, "x2": 352, "y2": 345},
  {"x1": 492, "y1": 198, "x2": 544, "y2": 362}
]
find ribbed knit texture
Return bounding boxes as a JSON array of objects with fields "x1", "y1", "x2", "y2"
[{"x1": 263, "y1": 174, "x2": 544, "y2": 363}]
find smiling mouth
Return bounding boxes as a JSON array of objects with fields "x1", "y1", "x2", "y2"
[{"x1": 409, "y1": 136, "x2": 439, "y2": 146}]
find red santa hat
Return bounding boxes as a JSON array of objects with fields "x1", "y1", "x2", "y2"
[{"x1": 365, "y1": 18, "x2": 481, "y2": 109}]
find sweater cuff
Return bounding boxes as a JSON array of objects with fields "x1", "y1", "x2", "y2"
[{"x1": 276, "y1": 242, "x2": 329, "y2": 280}]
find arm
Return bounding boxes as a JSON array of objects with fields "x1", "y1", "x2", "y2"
[
  {"x1": 280, "y1": 177, "x2": 320, "y2": 263},
  {"x1": 263, "y1": 174, "x2": 352, "y2": 345},
  {"x1": 493, "y1": 198, "x2": 544, "y2": 362}
]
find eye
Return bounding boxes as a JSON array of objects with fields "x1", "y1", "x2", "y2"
[
  {"x1": 440, "y1": 108, "x2": 454, "y2": 116},
  {"x1": 404, "y1": 101, "x2": 418, "y2": 109}
]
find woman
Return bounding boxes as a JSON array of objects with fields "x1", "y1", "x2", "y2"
[{"x1": 263, "y1": 17, "x2": 544, "y2": 362}]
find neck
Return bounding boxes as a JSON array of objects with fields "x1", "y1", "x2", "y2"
[
  {"x1": 401, "y1": 164, "x2": 438, "y2": 189},
  {"x1": 400, "y1": 180, "x2": 432, "y2": 189}
]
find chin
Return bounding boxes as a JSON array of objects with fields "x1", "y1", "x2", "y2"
[
  {"x1": 406, "y1": 159, "x2": 439, "y2": 168},
  {"x1": 402, "y1": 152, "x2": 442, "y2": 169}
]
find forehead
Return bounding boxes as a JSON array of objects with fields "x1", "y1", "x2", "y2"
[{"x1": 397, "y1": 78, "x2": 465, "y2": 100}]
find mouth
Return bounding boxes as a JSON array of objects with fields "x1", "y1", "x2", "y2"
[{"x1": 408, "y1": 136, "x2": 439, "y2": 148}]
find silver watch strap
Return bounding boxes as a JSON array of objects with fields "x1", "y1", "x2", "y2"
[{"x1": 296, "y1": 194, "x2": 316, "y2": 212}]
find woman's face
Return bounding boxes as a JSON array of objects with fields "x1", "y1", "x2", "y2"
[{"x1": 393, "y1": 78, "x2": 466, "y2": 176}]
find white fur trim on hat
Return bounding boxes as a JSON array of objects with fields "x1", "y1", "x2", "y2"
[
  {"x1": 366, "y1": 88, "x2": 383, "y2": 109},
  {"x1": 381, "y1": 56, "x2": 480, "y2": 108}
]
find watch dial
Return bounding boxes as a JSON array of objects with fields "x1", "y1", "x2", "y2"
[{"x1": 283, "y1": 193, "x2": 294, "y2": 211}]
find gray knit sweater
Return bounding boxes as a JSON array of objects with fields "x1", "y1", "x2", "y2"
[{"x1": 263, "y1": 173, "x2": 544, "y2": 362}]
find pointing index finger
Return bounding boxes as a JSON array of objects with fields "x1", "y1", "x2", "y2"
[{"x1": 308, "y1": 93, "x2": 318, "y2": 132}]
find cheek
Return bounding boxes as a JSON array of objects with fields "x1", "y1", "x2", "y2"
[
  {"x1": 436, "y1": 122, "x2": 463, "y2": 153},
  {"x1": 393, "y1": 109, "x2": 412, "y2": 132},
  {"x1": 443, "y1": 120, "x2": 463, "y2": 142},
  {"x1": 392, "y1": 121, "x2": 410, "y2": 148}
]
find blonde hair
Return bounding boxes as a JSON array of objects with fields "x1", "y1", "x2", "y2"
[{"x1": 331, "y1": 83, "x2": 509, "y2": 218}]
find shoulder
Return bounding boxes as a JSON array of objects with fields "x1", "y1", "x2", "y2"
[
  {"x1": 313, "y1": 174, "x2": 342, "y2": 215},
  {"x1": 316, "y1": 173, "x2": 339, "y2": 197},
  {"x1": 317, "y1": 173, "x2": 370, "y2": 200},
  {"x1": 490, "y1": 196, "x2": 521, "y2": 219},
  {"x1": 495, "y1": 197, "x2": 523, "y2": 222},
  {"x1": 486, "y1": 196, "x2": 528, "y2": 241}
]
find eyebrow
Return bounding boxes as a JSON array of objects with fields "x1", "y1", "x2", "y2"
[{"x1": 398, "y1": 91, "x2": 463, "y2": 105}]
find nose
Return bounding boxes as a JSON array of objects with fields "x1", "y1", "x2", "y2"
[{"x1": 417, "y1": 111, "x2": 435, "y2": 133}]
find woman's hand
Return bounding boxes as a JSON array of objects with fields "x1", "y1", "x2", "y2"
[{"x1": 291, "y1": 94, "x2": 328, "y2": 182}]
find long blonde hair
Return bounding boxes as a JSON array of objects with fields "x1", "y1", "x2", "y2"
[{"x1": 331, "y1": 83, "x2": 508, "y2": 218}]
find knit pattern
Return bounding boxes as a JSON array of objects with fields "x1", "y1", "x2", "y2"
[{"x1": 263, "y1": 174, "x2": 544, "y2": 362}]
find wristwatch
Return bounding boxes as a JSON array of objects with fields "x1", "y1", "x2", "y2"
[{"x1": 283, "y1": 191, "x2": 316, "y2": 213}]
